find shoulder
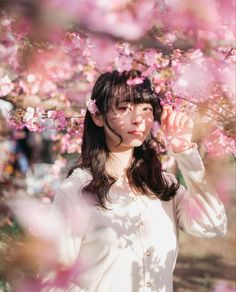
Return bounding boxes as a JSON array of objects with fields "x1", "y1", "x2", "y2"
[
  {"x1": 62, "y1": 167, "x2": 91, "y2": 187},
  {"x1": 69, "y1": 167, "x2": 92, "y2": 183},
  {"x1": 56, "y1": 168, "x2": 92, "y2": 203}
]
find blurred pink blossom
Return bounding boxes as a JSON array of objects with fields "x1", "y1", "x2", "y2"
[
  {"x1": 217, "y1": 0, "x2": 236, "y2": 33},
  {"x1": 60, "y1": 133, "x2": 82, "y2": 153},
  {"x1": 220, "y1": 63, "x2": 236, "y2": 98},
  {"x1": 86, "y1": 99, "x2": 98, "y2": 115},
  {"x1": 48, "y1": 110, "x2": 67, "y2": 130},
  {"x1": 215, "y1": 176, "x2": 235, "y2": 206},
  {"x1": 0, "y1": 2, "x2": 235, "y2": 157},
  {"x1": 42, "y1": 0, "x2": 156, "y2": 40},
  {"x1": 51, "y1": 158, "x2": 67, "y2": 177},
  {"x1": 27, "y1": 49, "x2": 73, "y2": 83},
  {"x1": 0, "y1": 75, "x2": 15, "y2": 96},
  {"x1": 7, "y1": 118, "x2": 25, "y2": 130},
  {"x1": 8, "y1": 193, "x2": 92, "y2": 243},
  {"x1": 116, "y1": 55, "x2": 133, "y2": 72},
  {"x1": 89, "y1": 37, "x2": 118, "y2": 70},
  {"x1": 161, "y1": 0, "x2": 219, "y2": 31},
  {"x1": 172, "y1": 53, "x2": 214, "y2": 102},
  {"x1": 7, "y1": 193, "x2": 92, "y2": 290},
  {"x1": 127, "y1": 77, "x2": 144, "y2": 86},
  {"x1": 204, "y1": 128, "x2": 236, "y2": 157},
  {"x1": 23, "y1": 107, "x2": 46, "y2": 132},
  {"x1": 152, "y1": 73, "x2": 166, "y2": 94},
  {"x1": 83, "y1": 0, "x2": 156, "y2": 41},
  {"x1": 12, "y1": 18, "x2": 32, "y2": 40},
  {"x1": 144, "y1": 49, "x2": 158, "y2": 67},
  {"x1": 14, "y1": 278, "x2": 44, "y2": 292},
  {"x1": 213, "y1": 281, "x2": 236, "y2": 292},
  {"x1": 8, "y1": 196, "x2": 62, "y2": 240}
]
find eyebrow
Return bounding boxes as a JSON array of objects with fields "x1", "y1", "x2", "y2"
[
  {"x1": 119, "y1": 100, "x2": 131, "y2": 104},
  {"x1": 115, "y1": 99, "x2": 130, "y2": 107}
]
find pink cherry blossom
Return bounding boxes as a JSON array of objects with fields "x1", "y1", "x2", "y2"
[
  {"x1": 220, "y1": 63, "x2": 236, "y2": 98},
  {"x1": 60, "y1": 133, "x2": 82, "y2": 154},
  {"x1": 172, "y1": 54, "x2": 214, "y2": 102},
  {"x1": 144, "y1": 49, "x2": 158, "y2": 67},
  {"x1": 127, "y1": 77, "x2": 144, "y2": 86},
  {"x1": 214, "y1": 175, "x2": 235, "y2": 206},
  {"x1": 213, "y1": 281, "x2": 236, "y2": 292},
  {"x1": 23, "y1": 107, "x2": 46, "y2": 132},
  {"x1": 161, "y1": 0, "x2": 219, "y2": 31},
  {"x1": 13, "y1": 278, "x2": 44, "y2": 292},
  {"x1": 204, "y1": 127, "x2": 236, "y2": 157},
  {"x1": 8, "y1": 192, "x2": 92, "y2": 242},
  {"x1": 48, "y1": 110, "x2": 67, "y2": 131},
  {"x1": 217, "y1": 0, "x2": 236, "y2": 33},
  {"x1": 89, "y1": 37, "x2": 119, "y2": 70},
  {"x1": 86, "y1": 99, "x2": 98, "y2": 115},
  {"x1": 116, "y1": 55, "x2": 133, "y2": 72},
  {"x1": 51, "y1": 158, "x2": 67, "y2": 177},
  {"x1": 0, "y1": 75, "x2": 15, "y2": 97},
  {"x1": 0, "y1": 1, "x2": 235, "y2": 157},
  {"x1": 152, "y1": 73, "x2": 166, "y2": 94}
]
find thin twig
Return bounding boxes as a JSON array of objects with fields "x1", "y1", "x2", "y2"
[
  {"x1": 177, "y1": 96, "x2": 233, "y2": 124},
  {"x1": 224, "y1": 48, "x2": 234, "y2": 61}
]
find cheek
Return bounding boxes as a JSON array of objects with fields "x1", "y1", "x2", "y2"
[
  {"x1": 145, "y1": 116, "x2": 154, "y2": 131},
  {"x1": 108, "y1": 116, "x2": 126, "y2": 132}
]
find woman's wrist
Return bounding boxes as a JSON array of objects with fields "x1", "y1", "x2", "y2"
[{"x1": 171, "y1": 142, "x2": 194, "y2": 153}]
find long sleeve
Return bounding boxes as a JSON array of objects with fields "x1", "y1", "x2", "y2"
[
  {"x1": 50, "y1": 186, "x2": 82, "y2": 267},
  {"x1": 44, "y1": 173, "x2": 92, "y2": 291},
  {"x1": 170, "y1": 144, "x2": 227, "y2": 238}
]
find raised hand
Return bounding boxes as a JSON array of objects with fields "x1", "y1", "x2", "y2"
[{"x1": 161, "y1": 105, "x2": 194, "y2": 153}]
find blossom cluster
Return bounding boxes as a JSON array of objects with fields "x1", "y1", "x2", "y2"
[
  {"x1": 0, "y1": 2, "x2": 235, "y2": 289},
  {"x1": 0, "y1": 0, "x2": 235, "y2": 158}
]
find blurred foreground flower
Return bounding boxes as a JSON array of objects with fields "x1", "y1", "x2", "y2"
[
  {"x1": 0, "y1": 194, "x2": 91, "y2": 291},
  {"x1": 213, "y1": 281, "x2": 236, "y2": 292}
]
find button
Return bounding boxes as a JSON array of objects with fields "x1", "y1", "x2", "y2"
[
  {"x1": 146, "y1": 249, "x2": 151, "y2": 256},
  {"x1": 146, "y1": 282, "x2": 152, "y2": 287},
  {"x1": 139, "y1": 220, "x2": 145, "y2": 226}
]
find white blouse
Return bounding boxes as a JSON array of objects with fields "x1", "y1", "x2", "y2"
[{"x1": 46, "y1": 145, "x2": 227, "y2": 292}]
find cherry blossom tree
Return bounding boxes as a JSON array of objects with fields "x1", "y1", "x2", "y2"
[
  {"x1": 0, "y1": 1, "x2": 235, "y2": 290},
  {"x1": 0, "y1": 0, "x2": 235, "y2": 157}
]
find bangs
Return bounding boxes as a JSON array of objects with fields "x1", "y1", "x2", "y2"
[
  {"x1": 110, "y1": 75, "x2": 157, "y2": 106},
  {"x1": 111, "y1": 74, "x2": 162, "y2": 121}
]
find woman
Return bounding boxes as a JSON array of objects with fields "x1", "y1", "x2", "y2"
[{"x1": 47, "y1": 70, "x2": 227, "y2": 292}]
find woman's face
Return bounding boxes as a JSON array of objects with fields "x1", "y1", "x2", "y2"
[{"x1": 104, "y1": 100, "x2": 154, "y2": 151}]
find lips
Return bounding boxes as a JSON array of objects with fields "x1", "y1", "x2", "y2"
[{"x1": 128, "y1": 130, "x2": 144, "y2": 135}]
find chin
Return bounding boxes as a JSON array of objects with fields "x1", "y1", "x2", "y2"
[{"x1": 127, "y1": 140, "x2": 144, "y2": 147}]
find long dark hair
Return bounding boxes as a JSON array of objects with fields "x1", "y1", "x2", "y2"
[{"x1": 68, "y1": 70, "x2": 179, "y2": 209}]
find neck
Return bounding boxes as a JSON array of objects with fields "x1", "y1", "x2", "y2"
[{"x1": 106, "y1": 148, "x2": 133, "y2": 178}]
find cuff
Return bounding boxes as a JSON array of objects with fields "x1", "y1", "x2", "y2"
[{"x1": 172, "y1": 143, "x2": 205, "y2": 175}]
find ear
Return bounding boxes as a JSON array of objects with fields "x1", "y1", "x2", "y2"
[{"x1": 91, "y1": 113, "x2": 104, "y2": 127}]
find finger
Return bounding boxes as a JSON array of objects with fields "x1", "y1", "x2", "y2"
[
  {"x1": 173, "y1": 112, "x2": 184, "y2": 130},
  {"x1": 162, "y1": 105, "x2": 173, "y2": 111},
  {"x1": 167, "y1": 110, "x2": 177, "y2": 129},
  {"x1": 179, "y1": 114, "x2": 189, "y2": 129},
  {"x1": 186, "y1": 118, "x2": 194, "y2": 129},
  {"x1": 161, "y1": 108, "x2": 168, "y2": 123},
  {"x1": 161, "y1": 116, "x2": 167, "y2": 132},
  {"x1": 161, "y1": 108, "x2": 170, "y2": 131}
]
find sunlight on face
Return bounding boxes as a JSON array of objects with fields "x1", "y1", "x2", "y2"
[{"x1": 104, "y1": 101, "x2": 154, "y2": 151}]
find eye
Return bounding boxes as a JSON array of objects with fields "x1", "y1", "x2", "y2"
[
  {"x1": 143, "y1": 106, "x2": 153, "y2": 112},
  {"x1": 118, "y1": 104, "x2": 132, "y2": 111}
]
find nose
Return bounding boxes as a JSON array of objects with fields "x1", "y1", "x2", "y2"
[{"x1": 131, "y1": 110, "x2": 143, "y2": 124}]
